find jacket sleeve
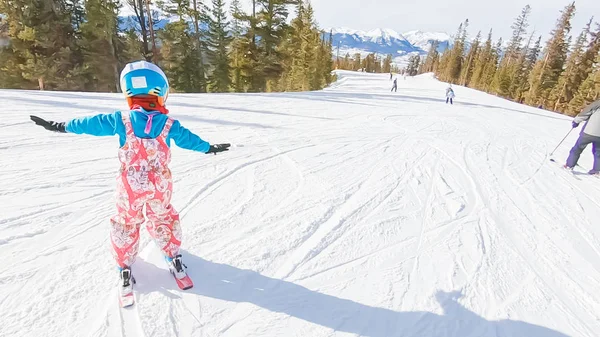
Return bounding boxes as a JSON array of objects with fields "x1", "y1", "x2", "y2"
[
  {"x1": 574, "y1": 99, "x2": 600, "y2": 123},
  {"x1": 168, "y1": 120, "x2": 211, "y2": 153},
  {"x1": 65, "y1": 112, "x2": 121, "y2": 136}
]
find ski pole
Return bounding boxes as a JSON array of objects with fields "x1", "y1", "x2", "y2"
[{"x1": 549, "y1": 128, "x2": 574, "y2": 157}]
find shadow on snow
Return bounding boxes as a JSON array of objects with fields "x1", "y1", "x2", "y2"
[{"x1": 133, "y1": 252, "x2": 570, "y2": 337}]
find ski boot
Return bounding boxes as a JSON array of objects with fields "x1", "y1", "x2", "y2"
[
  {"x1": 119, "y1": 267, "x2": 136, "y2": 307},
  {"x1": 166, "y1": 254, "x2": 194, "y2": 290}
]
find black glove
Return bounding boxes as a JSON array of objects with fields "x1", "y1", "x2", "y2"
[
  {"x1": 206, "y1": 143, "x2": 231, "y2": 155},
  {"x1": 30, "y1": 115, "x2": 67, "y2": 133},
  {"x1": 572, "y1": 121, "x2": 580, "y2": 128}
]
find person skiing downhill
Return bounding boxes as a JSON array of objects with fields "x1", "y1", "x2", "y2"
[
  {"x1": 446, "y1": 84, "x2": 455, "y2": 104},
  {"x1": 564, "y1": 99, "x2": 600, "y2": 175},
  {"x1": 30, "y1": 61, "x2": 231, "y2": 305},
  {"x1": 391, "y1": 78, "x2": 398, "y2": 92}
]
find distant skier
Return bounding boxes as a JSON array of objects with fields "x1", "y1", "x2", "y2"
[
  {"x1": 391, "y1": 78, "x2": 397, "y2": 92},
  {"x1": 390, "y1": 72, "x2": 393, "y2": 80},
  {"x1": 29, "y1": 60, "x2": 231, "y2": 305},
  {"x1": 446, "y1": 85, "x2": 455, "y2": 104},
  {"x1": 564, "y1": 99, "x2": 600, "y2": 175}
]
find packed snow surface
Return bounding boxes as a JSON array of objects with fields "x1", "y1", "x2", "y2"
[{"x1": 1, "y1": 71, "x2": 600, "y2": 337}]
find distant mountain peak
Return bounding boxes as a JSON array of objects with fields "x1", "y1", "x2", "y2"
[{"x1": 328, "y1": 26, "x2": 451, "y2": 66}]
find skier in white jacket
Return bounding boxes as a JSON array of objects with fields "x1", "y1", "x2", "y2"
[{"x1": 446, "y1": 85, "x2": 455, "y2": 104}]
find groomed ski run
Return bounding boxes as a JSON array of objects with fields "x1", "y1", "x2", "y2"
[{"x1": 1, "y1": 71, "x2": 599, "y2": 337}]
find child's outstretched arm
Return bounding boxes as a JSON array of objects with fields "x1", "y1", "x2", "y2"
[
  {"x1": 168, "y1": 120, "x2": 230, "y2": 154},
  {"x1": 30, "y1": 115, "x2": 67, "y2": 133},
  {"x1": 30, "y1": 113, "x2": 120, "y2": 136}
]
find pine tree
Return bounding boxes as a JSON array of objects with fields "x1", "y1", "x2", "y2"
[
  {"x1": 257, "y1": 0, "x2": 333, "y2": 92},
  {"x1": 406, "y1": 55, "x2": 420, "y2": 76},
  {"x1": 460, "y1": 31, "x2": 481, "y2": 86},
  {"x1": 569, "y1": 36, "x2": 600, "y2": 114},
  {"x1": 443, "y1": 20, "x2": 468, "y2": 83},
  {"x1": 159, "y1": 0, "x2": 205, "y2": 92},
  {"x1": 492, "y1": 6, "x2": 531, "y2": 98},
  {"x1": 206, "y1": 0, "x2": 232, "y2": 92},
  {"x1": 323, "y1": 30, "x2": 334, "y2": 84},
  {"x1": 435, "y1": 46, "x2": 452, "y2": 80},
  {"x1": 343, "y1": 53, "x2": 351, "y2": 70},
  {"x1": 373, "y1": 54, "x2": 382, "y2": 73},
  {"x1": 422, "y1": 41, "x2": 440, "y2": 73},
  {"x1": 278, "y1": 0, "x2": 308, "y2": 91},
  {"x1": 80, "y1": 0, "x2": 122, "y2": 92},
  {"x1": 311, "y1": 31, "x2": 330, "y2": 89},
  {"x1": 189, "y1": 0, "x2": 207, "y2": 92},
  {"x1": 383, "y1": 54, "x2": 393, "y2": 73},
  {"x1": 0, "y1": 46, "x2": 30, "y2": 89},
  {"x1": 144, "y1": 0, "x2": 159, "y2": 63},
  {"x1": 352, "y1": 53, "x2": 362, "y2": 71},
  {"x1": 255, "y1": 0, "x2": 297, "y2": 91},
  {"x1": 549, "y1": 18, "x2": 593, "y2": 112},
  {"x1": 471, "y1": 29, "x2": 494, "y2": 90},
  {"x1": 565, "y1": 23, "x2": 600, "y2": 114},
  {"x1": 1, "y1": 0, "x2": 84, "y2": 90},
  {"x1": 0, "y1": 14, "x2": 26, "y2": 88},
  {"x1": 511, "y1": 33, "x2": 541, "y2": 102},
  {"x1": 121, "y1": 29, "x2": 145, "y2": 63},
  {"x1": 302, "y1": 3, "x2": 321, "y2": 89},
  {"x1": 231, "y1": 0, "x2": 262, "y2": 92},
  {"x1": 577, "y1": 23, "x2": 600, "y2": 84},
  {"x1": 126, "y1": 0, "x2": 152, "y2": 60},
  {"x1": 229, "y1": 0, "x2": 246, "y2": 92},
  {"x1": 477, "y1": 36, "x2": 502, "y2": 92},
  {"x1": 505, "y1": 5, "x2": 532, "y2": 65},
  {"x1": 526, "y1": 2, "x2": 576, "y2": 107}
]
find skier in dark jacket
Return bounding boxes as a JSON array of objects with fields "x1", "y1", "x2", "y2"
[
  {"x1": 391, "y1": 78, "x2": 397, "y2": 92},
  {"x1": 565, "y1": 99, "x2": 600, "y2": 175}
]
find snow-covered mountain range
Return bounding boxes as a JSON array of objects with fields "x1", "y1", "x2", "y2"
[
  {"x1": 402, "y1": 30, "x2": 452, "y2": 52},
  {"x1": 329, "y1": 27, "x2": 451, "y2": 66}
]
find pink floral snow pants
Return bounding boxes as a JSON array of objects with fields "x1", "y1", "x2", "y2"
[{"x1": 110, "y1": 111, "x2": 182, "y2": 268}]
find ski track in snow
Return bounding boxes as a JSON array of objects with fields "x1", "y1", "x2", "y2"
[{"x1": 1, "y1": 71, "x2": 600, "y2": 337}]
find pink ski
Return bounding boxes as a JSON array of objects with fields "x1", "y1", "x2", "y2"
[
  {"x1": 173, "y1": 275, "x2": 194, "y2": 290},
  {"x1": 119, "y1": 291, "x2": 135, "y2": 308},
  {"x1": 167, "y1": 254, "x2": 193, "y2": 290},
  {"x1": 118, "y1": 268, "x2": 135, "y2": 307}
]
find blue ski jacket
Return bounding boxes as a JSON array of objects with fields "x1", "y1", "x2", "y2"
[{"x1": 65, "y1": 108, "x2": 211, "y2": 153}]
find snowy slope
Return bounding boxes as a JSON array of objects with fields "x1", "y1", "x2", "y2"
[{"x1": 2, "y1": 71, "x2": 600, "y2": 337}]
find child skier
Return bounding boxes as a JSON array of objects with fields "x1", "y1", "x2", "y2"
[
  {"x1": 30, "y1": 61, "x2": 231, "y2": 304},
  {"x1": 446, "y1": 85, "x2": 455, "y2": 104},
  {"x1": 564, "y1": 99, "x2": 600, "y2": 175}
]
